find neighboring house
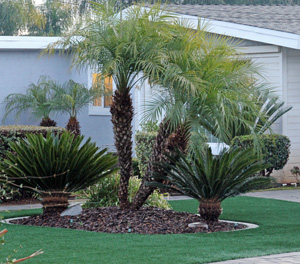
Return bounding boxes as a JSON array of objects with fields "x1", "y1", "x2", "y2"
[{"x1": 1, "y1": 5, "x2": 300, "y2": 182}]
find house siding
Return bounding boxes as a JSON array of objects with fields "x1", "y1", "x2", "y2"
[
  {"x1": 281, "y1": 47, "x2": 300, "y2": 182},
  {"x1": 0, "y1": 49, "x2": 114, "y2": 150}
]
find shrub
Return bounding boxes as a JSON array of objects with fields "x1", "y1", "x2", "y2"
[
  {"x1": 148, "y1": 147, "x2": 270, "y2": 223},
  {"x1": 135, "y1": 131, "x2": 157, "y2": 177},
  {"x1": 1, "y1": 132, "x2": 118, "y2": 214},
  {"x1": 132, "y1": 158, "x2": 141, "y2": 177},
  {"x1": 84, "y1": 173, "x2": 171, "y2": 210},
  {"x1": 0, "y1": 125, "x2": 65, "y2": 160},
  {"x1": 231, "y1": 134, "x2": 291, "y2": 176},
  {"x1": 0, "y1": 126, "x2": 66, "y2": 202}
]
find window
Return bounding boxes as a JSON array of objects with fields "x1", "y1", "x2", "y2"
[{"x1": 89, "y1": 72, "x2": 113, "y2": 116}]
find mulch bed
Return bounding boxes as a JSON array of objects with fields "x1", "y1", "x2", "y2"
[{"x1": 11, "y1": 206, "x2": 246, "y2": 234}]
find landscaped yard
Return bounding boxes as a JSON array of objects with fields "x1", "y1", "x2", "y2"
[{"x1": 1, "y1": 196, "x2": 300, "y2": 264}]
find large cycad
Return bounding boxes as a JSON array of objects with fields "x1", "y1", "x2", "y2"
[{"x1": 148, "y1": 147, "x2": 270, "y2": 222}]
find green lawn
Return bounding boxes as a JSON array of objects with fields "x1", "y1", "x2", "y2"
[{"x1": 1, "y1": 197, "x2": 300, "y2": 264}]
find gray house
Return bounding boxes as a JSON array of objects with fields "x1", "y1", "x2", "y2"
[{"x1": 1, "y1": 5, "x2": 300, "y2": 182}]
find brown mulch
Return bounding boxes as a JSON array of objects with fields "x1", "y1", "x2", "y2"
[{"x1": 11, "y1": 206, "x2": 246, "y2": 234}]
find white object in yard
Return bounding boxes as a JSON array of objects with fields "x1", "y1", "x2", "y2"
[{"x1": 60, "y1": 204, "x2": 82, "y2": 217}]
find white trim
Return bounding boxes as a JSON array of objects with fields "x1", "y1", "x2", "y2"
[
  {"x1": 0, "y1": 36, "x2": 60, "y2": 49},
  {"x1": 176, "y1": 13, "x2": 300, "y2": 50},
  {"x1": 237, "y1": 45, "x2": 280, "y2": 54},
  {"x1": 87, "y1": 68, "x2": 113, "y2": 116}
]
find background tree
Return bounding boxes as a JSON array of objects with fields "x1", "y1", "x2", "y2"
[
  {"x1": 3, "y1": 76, "x2": 57, "y2": 126},
  {"x1": 51, "y1": 79, "x2": 95, "y2": 136},
  {"x1": 0, "y1": 0, "x2": 44, "y2": 36}
]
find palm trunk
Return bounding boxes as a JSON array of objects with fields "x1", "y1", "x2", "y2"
[
  {"x1": 110, "y1": 89, "x2": 133, "y2": 209},
  {"x1": 66, "y1": 116, "x2": 81, "y2": 136},
  {"x1": 198, "y1": 199, "x2": 222, "y2": 223},
  {"x1": 39, "y1": 117, "x2": 57, "y2": 127},
  {"x1": 41, "y1": 192, "x2": 70, "y2": 215},
  {"x1": 131, "y1": 120, "x2": 182, "y2": 210}
]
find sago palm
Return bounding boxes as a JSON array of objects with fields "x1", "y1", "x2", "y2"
[
  {"x1": 1, "y1": 132, "x2": 118, "y2": 214},
  {"x1": 50, "y1": 79, "x2": 95, "y2": 136},
  {"x1": 148, "y1": 147, "x2": 270, "y2": 222},
  {"x1": 3, "y1": 76, "x2": 57, "y2": 126}
]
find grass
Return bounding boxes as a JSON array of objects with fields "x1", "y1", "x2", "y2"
[{"x1": 1, "y1": 197, "x2": 300, "y2": 264}]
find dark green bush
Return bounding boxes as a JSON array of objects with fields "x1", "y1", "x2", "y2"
[
  {"x1": 0, "y1": 125, "x2": 65, "y2": 160},
  {"x1": 1, "y1": 132, "x2": 118, "y2": 214},
  {"x1": 132, "y1": 158, "x2": 141, "y2": 177},
  {"x1": 231, "y1": 134, "x2": 291, "y2": 176},
  {"x1": 135, "y1": 131, "x2": 157, "y2": 177}
]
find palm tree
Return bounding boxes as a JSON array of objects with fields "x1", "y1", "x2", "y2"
[
  {"x1": 44, "y1": 1, "x2": 204, "y2": 209},
  {"x1": 131, "y1": 34, "x2": 266, "y2": 209},
  {"x1": 3, "y1": 76, "x2": 57, "y2": 126},
  {"x1": 51, "y1": 79, "x2": 95, "y2": 136},
  {"x1": 148, "y1": 147, "x2": 270, "y2": 223}
]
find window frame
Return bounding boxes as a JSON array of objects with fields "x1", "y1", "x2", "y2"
[{"x1": 88, "y1": 69, "x2": 114, "y2": 116}]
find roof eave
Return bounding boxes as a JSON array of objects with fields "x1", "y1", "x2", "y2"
[{"x1": 179, "y1": 13, "x2": 300, "y2": 50}]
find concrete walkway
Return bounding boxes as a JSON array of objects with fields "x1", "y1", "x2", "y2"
[{"x1": 210, "y1": 252, "x2": 300, "y2": 264}]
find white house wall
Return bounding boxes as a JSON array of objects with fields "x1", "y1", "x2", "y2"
[{"x1": 281, "y1": 47, "x2": 300, "y2": 182}]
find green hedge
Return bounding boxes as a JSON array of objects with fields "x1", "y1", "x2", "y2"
[
  {"x1": 231, "y1": 134, "x2": 291, "y2": 176},
  {"x1": 0, "y1": 125, "x2": 65, "y2": 160},
  {"x1": 135, "y1": 131, "x2": 157, "y2": 177}
]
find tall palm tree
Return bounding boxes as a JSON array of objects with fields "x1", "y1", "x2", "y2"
[
  {"x1": 44, "y1": 1, "x2": 204, "y2": 209},
  {"x1": 51, "y1": 79, "x2": 95, "y2": 136},
  {"x1": 3, "y1": 76, "x2": 57, "y2": 126}
]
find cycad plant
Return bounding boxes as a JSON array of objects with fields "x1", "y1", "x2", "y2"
[
  {"x1": 0, "y1": 132, "x2": 118, "y2": 214},
  {"x1": 51, "y1": 80, "x2": 95, "y2": 136},
  {"x1": 148, "y1": 147, "x2": 271, "y2": 223},
  {"x1": 3, "y1": 76, "x2": 57, "y2": 126}
]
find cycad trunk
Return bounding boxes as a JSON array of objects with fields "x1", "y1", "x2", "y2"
[
  {"x1": 110, "y1": 90, "x2": 133, "y2": 209},
  {"x1": 131, "y1": 122, "x2": 189, "y2": 210},
  {"x1": 41, "y1": 192, "x2": 70, "y2": 215},
  {"x1": 39, "y1": 117, "x2": 57, "y2": 127},
  {"x1": 198, "y1": 199, "x2": 222, "y2": 223},
  {"x1": 66, "y1": 117, "x2": 81, "y2": 136}
]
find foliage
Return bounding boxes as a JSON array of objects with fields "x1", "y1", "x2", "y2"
[
  {"x1": 0, "y1": 0, "x2": 44, "y2": 36},
  {"x1": 3, "y1": 76, "x2": 57, "y2": 123},
  {"x1": 0, "y1": 125, "x2": 65, "y2": 160},
  {"x1": 232, "y1": 134, "x2": 291, "y2": 176},
  {"x1": 50, "y1": 79, "x2": 95, "y2": 118},
  {"x1": 30, "y1": 0, "x2": 72, "y2": 36},
  {"x1": 132, "y1": 158, "x2": 141, "y2": 178},
  {"x1": 290, "y1": 166, "x2": 300, "y2": 183},
  {"x1": 0, "y1": 132, "x2": 118, "y2": 212},
  {"x1": 135, "y1": 132, "x2": 157, "y2": 177},
  {"x1": 84, "y1": 173, "x2": 171, "y2": 209},
  {"x1": 148, "y1": 147, "x2": 270, "y2": 222}
]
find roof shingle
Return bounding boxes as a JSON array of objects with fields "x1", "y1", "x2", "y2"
[{"x1": 169, "y1": 5, "x2": 300, "y2": 35}]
